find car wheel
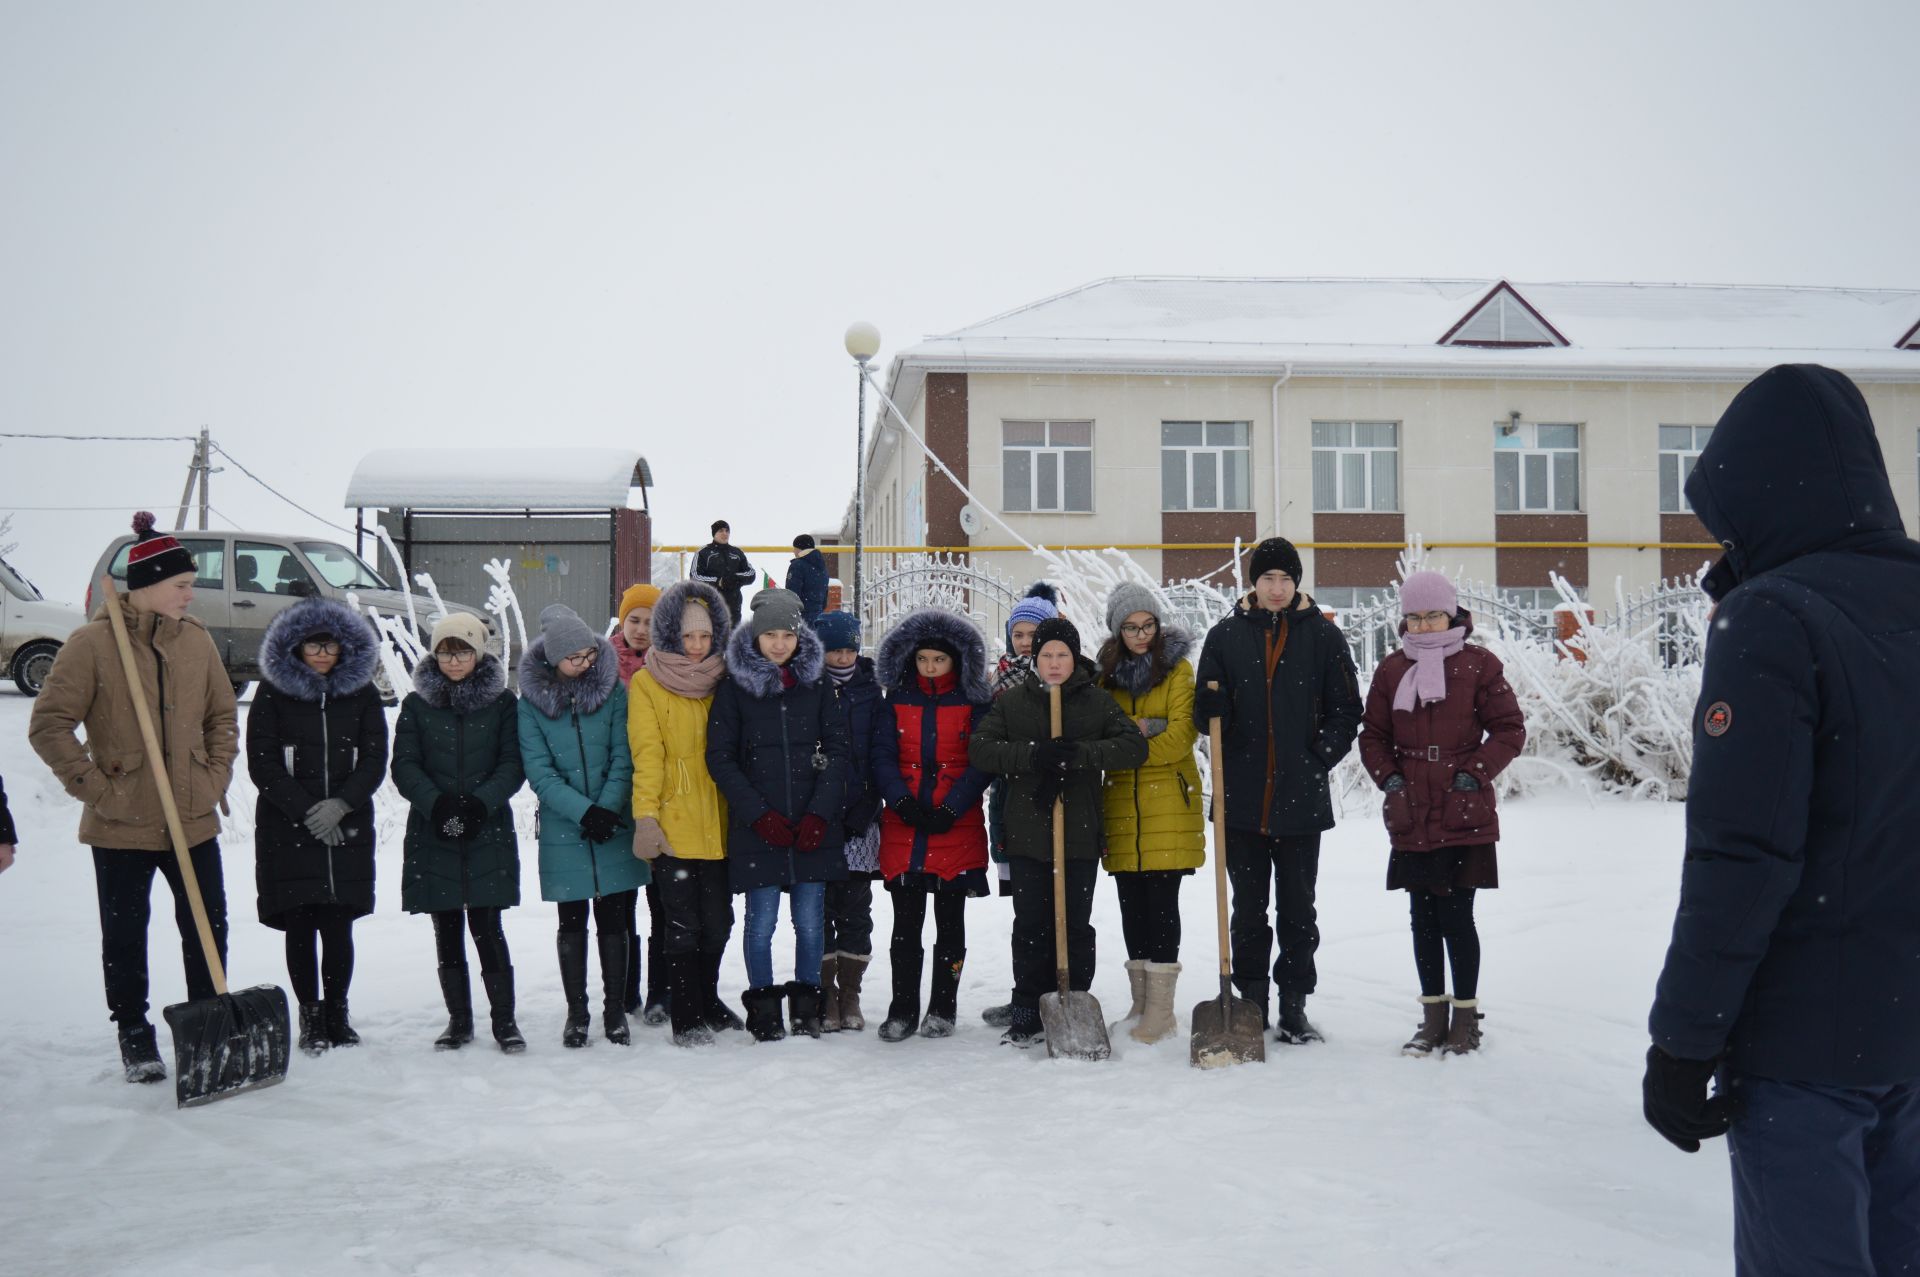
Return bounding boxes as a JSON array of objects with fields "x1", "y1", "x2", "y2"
[{"x1": 12, "y1": 641, "x2": 60, "y2": 698}]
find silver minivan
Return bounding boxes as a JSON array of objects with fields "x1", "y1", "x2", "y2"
[{"x1": 2, "y1": 554, "x2": 88, "y2": 696}]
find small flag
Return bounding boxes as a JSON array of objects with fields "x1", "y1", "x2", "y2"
[{"x1": 764, "y1": 571, "x2": 776, "y2": 589}]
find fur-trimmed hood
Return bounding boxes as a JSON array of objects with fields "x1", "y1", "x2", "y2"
[
  {"x1": 517, "y1": 634, "x2": 620, "y2": 718},
  {"x1": 875, "y1": 608, "x2": 991, "y2": 703},
  {"x1": 410, "y1": 650, "x2": 509, "y2": 714},
  {"x1": 260, "y1": 597, "x2": 381, "y2": 701},
  {"x1": 1103, "y1": 623, "x2": 1194, "y2": 696},
  {"x1": 725, "y1": 615, "x2": 825, "y2": 699},
  {"x1": 651, "y1": 579, "x2": 733, "y2": 657}
]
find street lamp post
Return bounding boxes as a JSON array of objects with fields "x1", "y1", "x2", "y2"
[{"x1": 844, "y1": 321, "x2": 881, "y2": 621}]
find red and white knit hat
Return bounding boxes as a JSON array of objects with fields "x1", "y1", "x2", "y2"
[{"x1": 125, "y1": 512, "x2": 197, "y2": 590}]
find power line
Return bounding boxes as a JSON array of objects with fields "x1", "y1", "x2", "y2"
[
  {"x1": 208, "y1": 442, "x2": 355, "y2": 535},
  {"x1": 0, "y1": 431, "x2": 198, "y2": 442}
]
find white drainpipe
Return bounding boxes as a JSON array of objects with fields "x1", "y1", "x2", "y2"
[{"x1": 1269, "y1": 364, "x2": 1293, "y2": 538}]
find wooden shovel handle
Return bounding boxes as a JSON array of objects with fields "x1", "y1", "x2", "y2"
[
  {"x1": 1206, "y1": 682, "x2": 1232, "y2": 984},
  {"x1": 101, "y1": 577, "x2": 229, "y2": 995},
  {"x1": 1050, "y1": 681, "x2": 1069, "y2": 995}
]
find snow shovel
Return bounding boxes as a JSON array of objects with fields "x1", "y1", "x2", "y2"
[
  {"x1": 1191, "y1": 682, "x2": 1265, "y2": 1069},
  {"x1": 101, "y1": 577, "x2": 290, "y2": 1108},
  {"x1": 1039, "y1": 682, "x2": 1110, "y2": 1061}
]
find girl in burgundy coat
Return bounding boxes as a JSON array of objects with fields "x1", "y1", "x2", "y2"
[
  {"x1": 1358, "y1": 572, "x2": 1526, "y2": 1058},
  {"x1": 871, "y1": 608, "x2": 993, "y2": 1042}
]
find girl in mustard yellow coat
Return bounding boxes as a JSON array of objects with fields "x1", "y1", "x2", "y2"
[{"x1": 1096, "y1": 583, "x2": 1203, "y2": 1043}]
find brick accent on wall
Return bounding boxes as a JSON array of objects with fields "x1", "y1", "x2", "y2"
[
  {"x1": 614, "y1": 508, "x2": 652, "y2": 616},
  {"x1": 1495, "y1": 513, "x2": 1589, "y2": 588},
  {"x1": 1161, "y1": 511, "x2": 1255, "y2": 586},
  {"x1": 924, "y1": 373, "x2": 970, "y2": 552},
  {"x1": 1661, "y1": 512, "x2": 1716, "y2": 582},
  {"x1": 1312, "y1": 512, "x2": 1405, "y2": 588}
]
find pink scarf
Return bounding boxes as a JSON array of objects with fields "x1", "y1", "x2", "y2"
[
  {"x1": 646, "y1": 648, "x2": 725, "y2": 699},
  {"x1": 1393, "y1": 627, "x2": 1466, "y2": 713}
]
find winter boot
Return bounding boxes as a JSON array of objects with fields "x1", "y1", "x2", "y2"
[
  {"x1": 1275, "y1": 991, "x2": 1324, "y2": 1045},
  {"x1": 483, "y1": 967, "x2": 527, "y2": 1053},
  {"x1": 641, "y1": 930, "x2": 671, "y2": 1026},
  {"x1": 323, "y1": 998, "x2": 360, "y2": 1048},
  {"x1": 598, "y1": 930, "x2": 631, "y2": 1045},
  {"x1": 434, "y1": 963, "x2": 475, "y2": 1050},
  {"x1": 118, "y1": 1022, "x2": 166, "y2": 1083},
  {"x1": 1112, "y1": 959, "x2": 1148, "y2": 1030},
  {"x1": 1402, "y1": 996, "x2": 1451, "y2": 1057},
  {"x1": 878, "y1": 941, "x2": 923, "y2": 1042},
  {"x1": 837, "y1": 951, "x2": 871, "y2": 1032},
  {"x1": 742, "y1": 985, "x2": 788, "y2": 1042},
  {"x1": 667, "y1": 953, "x2": 713, "y2": 1047},
  {"x1": 558, "y1": 932, "x2": 591, "y2": 1049},
  {"x1": 1442, "y1": 998, "x2": 1483, "y2": 1056},
  {"x1": 818, "y1": 954, "x2": 843, "y2": 1032},
  {"x1": 702, "y1": 951, "x2": 746, "y2": 1032},
  {"x1": 298, "y1": 1003, "x2": 330, "y2": 1057},
  {"x1": 624, "y1": 928, "x2": 644, "y2": 1017},
  {"x1": 920, "y1": 948, "x2": 964, "y2": 1039},
  {"x1": 1130, "y1": 961, "x2": 1181, "y2": 1045},
  {"x1": 787, "y1": 981, "x2": 825, "y2": 1039},
  {"x1": 999, "y1": 1003, "x2": 1044, "y2": 1049},
  {"x1": 981, "y1": 1001, "x2": 1015, "y2": 1028}
]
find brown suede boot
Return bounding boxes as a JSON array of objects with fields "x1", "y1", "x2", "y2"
[
  {"x1": 1129, "y1": 961, "x2": 1180, "y2": 1044},
  {"x1": 837, "y1": 951, "x2": 871, "y2": 1032},
  {"x1": 1402, "y1": 996, "x2": 1450, "y2": 1057},
  {"x1": 819, "y1": 954, "x2": 843, "y2": 1032},
  {"x1": 1442, "y1": 998, "x2": 1482, "y2": 1056}
]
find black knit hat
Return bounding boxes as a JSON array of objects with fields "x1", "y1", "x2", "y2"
[
  {"x1": 913, "y1": 634, "x2": 962, "y2": 667},
  {"x1": 1247, "y1": 537, "x2": 1303, "y2": 585},
  {"x1": 793, "y1": 533, "x2": 815, "y2": 551},
  {"x1": 711, "y1": 519, "x2": 730, "y2": 535},
  {"x1": 1030, "y1": 616, "x2": 1082, "y2": 659},
  {"x1": 125, "y1": 512, "x2": 197, "y2": 590}
]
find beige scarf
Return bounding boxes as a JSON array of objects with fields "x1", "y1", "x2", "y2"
[{"x1": 647, "y1": 648, "x2": 725, "y2": 699}]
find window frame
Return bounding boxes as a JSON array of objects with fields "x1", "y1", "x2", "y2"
[
  {"x1": 1493, "y1": 421, "x2": 1582, "y2": 514},
  {"x1": 1657, "y1": 424, "x2": 1714, "y2": 515},
  {"x1": 1160, "y1": 420, "x2": 1253, "y2": 512},
  {"x1": 1311, "y1": 420, "x2": 1402, "y2": 513},
  {"x1": 1002, "y1": 419, "x2": 1095, "y2": 514}
]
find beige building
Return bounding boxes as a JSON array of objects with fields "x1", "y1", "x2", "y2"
[{"x1": 853, "y1": 278, "x2": 1920, "y2": 611}]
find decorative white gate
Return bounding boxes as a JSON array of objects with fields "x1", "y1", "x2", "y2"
[{"x1": 859, "y1": 553, "x2": 1023, "y2": 651}]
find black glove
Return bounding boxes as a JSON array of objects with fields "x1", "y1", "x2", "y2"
[
  {"x1": 1383, "y1": 773, "x2": 1406, "y2": 793},
  {"x1": 1193, "y1": 684, "x2": 1231, "y2": 724},
  {"x1": 431, "y1": 793, "x2": 468, "y2": 840},
  {"x1": 921, "y1": 805, "x2": 958, "y2": 835},
  {"x1": 1031, "y1": 738, "x2": 1076, "y2": 777},
  {"x1": 1642, "y1": 1045, "x2": 1738, "y2": 1152},
  {"x1": 1032, "y1": 772, "x2": 1066, "y2": 816},
  {"x1": 891, "y1": 795, "x2": 926, "y2": 828},
  {"x1": 1451, "y1": 771, "x2": 1481, "y2": 792},
  {"x1": 579, "y1": 805, "x2": 622, "y2": 845}
]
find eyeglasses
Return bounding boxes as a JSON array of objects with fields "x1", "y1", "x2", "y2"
[
  {"x1": 435, "y1": 648, "x2": 477, "y2": 664},
  {"x1": 559, "y1": 648, "x2": 598, "y2": 667},
  {"x1": 1405, "y1": 611, "x2": 1453, "y2": 626},
  {"x1": 1119, "y1": 621, "x2": 1158, "y2": 638},
  {"x1": 300, "y1": 640, "x2": 342, "y2": 656}
]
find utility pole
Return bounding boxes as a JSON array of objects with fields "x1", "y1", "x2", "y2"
[{"x1": 173, "y1": 428, "x2": 217, "y2": 531}]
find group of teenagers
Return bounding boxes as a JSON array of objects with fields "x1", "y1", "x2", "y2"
[{"x1": 27, "y1": 515, "x2": 1525, "y2": 1082}]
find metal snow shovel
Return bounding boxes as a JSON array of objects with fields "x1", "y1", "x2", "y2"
[
  {"x1": 1038, "y1": 682, "x2": 1110, "y2": 1061},
  {"x1": 101, "y1": 577, "x2": 290, "y2": 1108},
  {"x1": 1191, "y1": 682, "x2": 1266, "y2": 1069}
]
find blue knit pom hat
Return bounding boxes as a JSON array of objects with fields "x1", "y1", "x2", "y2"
[
  {"x1": 1005, "y1": 582, "x2": 1059, "y2": 649},
  {"x1": 813, "y1": 610, "x2": 860, "y2": 652}
]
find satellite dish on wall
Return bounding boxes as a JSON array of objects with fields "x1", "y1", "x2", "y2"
[{"x1": 957, "y1": 504, "x2": 985, "y2": 537}]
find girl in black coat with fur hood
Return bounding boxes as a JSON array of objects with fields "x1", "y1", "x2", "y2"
[{"x1": 247, "y1": 596, "x2": 390, "y2": 1055}]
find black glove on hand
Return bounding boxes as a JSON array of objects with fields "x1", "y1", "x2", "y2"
[
  {"x1": 1451, "y1": 771, "x2": 1481, "y2": 792},
  {"x1": 1032, "y1": 773, "x2": 1066, "y2": 816},
  {"x1": 1642, "y1": 1044, "x2": 1738, "y2": 1152},
  {"x1": 1193, "y1": 685, "x2": 1231, "y2": 724},
  {"x1": 579, "y1": 805, "x2": 622, "y2": 844},
  {"x1": 891, "y1": 795, "x2": 926, "y2": 828},
  {"x1": 431, "y1": 794, "x2": 467, "y2": 840},
  {"x1": 1031, "y1": 738, "x2": 1076, "y2": 777},
  {"x1": 921, "y1": 805, "x2": 958, "y2": 835},
  {"x1": 1383, "y1": 774, "x2": 1406, "y2": 793}
]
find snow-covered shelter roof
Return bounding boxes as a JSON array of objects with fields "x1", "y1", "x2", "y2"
[
  {"x1": 345, "y1": 448, "x2": 650, "y2": 511},
  {"x1": 884, "y1": 277, "x2": 1920, "y2": 411}
]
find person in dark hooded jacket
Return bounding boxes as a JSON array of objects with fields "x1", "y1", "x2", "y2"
[
  {"x1": 247, "y1": 597, "x2": 390, "y2": 1056},
  {"x1": 784, "y1": 535, "x2": 831, "y2": 623},
  {"x1": 1643, "y1": 364, "x2": 1920, "y2": 1276},
  {"x1": 815, "y1": 609, "x2": 882, "y2": 1032}
]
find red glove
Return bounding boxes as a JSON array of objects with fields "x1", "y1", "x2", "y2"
[
  {"x1": 752, "y1": 810, "x2": 796, "y2": 847},
  {"x1": 795, "y1": 813, "x2": 829, "y2": 851}
]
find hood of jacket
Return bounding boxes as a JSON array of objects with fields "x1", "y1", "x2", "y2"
[
  {"x1": 874, "y1": 608, "x2": 991, "y2": 702},
  {"x1": 1688, "y1": 364, "x2": 1905, "y2": 599},
  {"x1": 410, "y1": 650, "x2": 508, "y2": 713},
  {"x1": 651, "y1": 579, "x2": 734, "y2": 657},
  {"x1": 259, "y1": 596, "x2": 381, "y2": 701},
  {"x1": 725, "y1": 615, "x2": 826, "y2": 699},
  {"x1": 517, "y1": 634, "x2": 620, "y2": 718},
  {"x1": 1104, "y1": 623, "x2": 1194, "y2": 696}
]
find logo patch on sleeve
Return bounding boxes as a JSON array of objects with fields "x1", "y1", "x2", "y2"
[{"x1": 1703, "y1": 701, "x2": 1732, "y2": 737}]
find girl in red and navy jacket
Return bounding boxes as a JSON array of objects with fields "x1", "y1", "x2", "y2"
[{"x1": 871, "y1": 608, "x2": 993, "y2": 1042}]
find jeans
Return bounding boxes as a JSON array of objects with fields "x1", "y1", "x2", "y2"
[
  {"x1": 92, "y1": 841, "x2": 229, "y2": 1028},
  {"x1": 743, "y1": 882, "x2": 826, "y2": 988},
  {"x1": 1224, "y1": 829, "x2": 1321, "y2": 1002}
]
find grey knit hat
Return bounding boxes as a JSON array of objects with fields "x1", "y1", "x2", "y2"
[
  {"x1": 538, "y1": 604, "x2": 598, "y2": 661},
  {"x1": 749, "y1": 588, "x2": 805, "y2": 639},
  {"x1": 1103, "y1": 582, "x2": 1162, "y2": 639}
]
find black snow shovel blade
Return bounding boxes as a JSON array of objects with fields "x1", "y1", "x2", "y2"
[
  {"x1": 1189, "y1": 981, "x2": 1266, "y2": 1069},
  {"x1": 162, "y1": 984, "x2": 291, "y2": 1108}
]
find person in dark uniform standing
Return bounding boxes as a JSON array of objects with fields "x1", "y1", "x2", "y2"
[{"x1": 692, "y1": 520, "x2": 758, "y2": 626}]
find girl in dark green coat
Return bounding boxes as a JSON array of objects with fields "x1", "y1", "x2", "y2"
[{"x1": 391, "y1": 614, "x2": 527, "y2": 1053}]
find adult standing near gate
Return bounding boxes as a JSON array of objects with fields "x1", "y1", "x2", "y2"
[
  {"x1": 1192, "y1": 537, "x2": 1362, "y2": 1045},
  {"x1": 784, "y1": 535, "x2": 830, "y2": 623},
  {"x1": 28, "y1": 513, "x2": 239, "y2": 1082},
  {"x1": 1644, "y1": 365, "x2": 1920, "y2": 1276},
  {"x1": 693, "y1": 520, "x2": 757, "y2": 626}
]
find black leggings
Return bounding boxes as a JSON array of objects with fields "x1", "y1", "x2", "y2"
[
  {"x1": 557, "y1": 889, "x2": 637, "y2": 939},
  {"x1": 1112, "y1": 870, "x2": 1185, "y2": 964},
  {"x1": 889, "y1": 884, "x2": 966, "y2": 955},
  {"x1": 283, "y1": 904, "x2": 357, "y2": 1005},
  {"x1": 1409, "y1": 888, "x2": 1479, "y2": 1000},
  {"x1": 431, "y1": 907, "x2": 512, "y2": 974}
]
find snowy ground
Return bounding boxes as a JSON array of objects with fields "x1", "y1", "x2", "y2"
[{"x1": 0, "y1": 686, "x2": 1733, "y2": 1276}]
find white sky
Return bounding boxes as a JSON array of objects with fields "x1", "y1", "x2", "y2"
[{"x1": 3, "y1": 0, "x2": 1916, "y2": 606}]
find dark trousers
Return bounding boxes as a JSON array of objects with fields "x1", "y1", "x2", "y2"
[
  {"x1": 431, "y1": 906, "x2": 511, "y2": 973},
  {"x1": 1224, "y1": 829, "x2": 1320, "y2": 1002},
  {"x1": 1009, "y1": 856, "x2": 1097, "y2": 1011},
  {"x1": 1728, "y1": 1074, "x2": 1920, "y2": 1276},
  {"x1": 1113, "y1": 870, "x2": 1185, "y2": 964},
  {"x1": 557, "y1": 889, "x2": 637, "y2": 940},
  {"x1": 283, "y1": 903, "x2": 356, "y2": 1005},
  {"x1": 1409, "y1": 887, "x2": 1479, "y2": 999},
  {"x1": 824, "y1": 878, "x2": 875, "y2": 956},
  {"x1": 889, "y1": 882, "x2": 966, "y2": 958},
  {"x1": 655, "y1": 858, "x2": 734, "y2": 957},
  {"x1": 92, "y1": 841, "x2": 228, "y2": 1029}
]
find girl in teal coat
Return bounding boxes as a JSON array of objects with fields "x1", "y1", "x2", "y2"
[{"x1": 518, "y1": 605, "x2": 647, "y2": 1047}]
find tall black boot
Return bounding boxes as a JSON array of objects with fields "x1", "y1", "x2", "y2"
[
  {"x1": 702, "y1": 950, "x2": 745, "y2": 1032},
  {"x1": 597, "y1": 929, "x2": 631, "y2": 1045},
  {"x1": 667, "y1": 952, "x2": 712, "y2": 1047},
  {"x1": 624, "y1": 926, "x2": 644, "y2": 1016},
  {"x1": 118, "y1": 1022, "x2": 167, "y2": 1083},
  {"x1": 435, "y1": 963, "x2": 475, "y2": 1050},
  {"x1": 483, "y1": 967, "x2": 527, "y2": 1053},
  {"x1": 878, "y1": 942, "x2": 923, "y2": 1043},
  {"x1": 921, "y1": 947, "x2": 965, "y2": 1039},
  {"x1": 558, "y1": 932, "x2": 590, "y2": 1049},
  {"x1": 786, "y1": 980, "x2": 824, "y2": 1039},
  {"x1": 642, "y1": 929, "x2": 670, "y2": 1026}
]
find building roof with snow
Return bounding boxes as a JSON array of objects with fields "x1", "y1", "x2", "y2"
[
  {"x1": 884, "y1": 277, "x2": 1920, "y2": 411},
  {"x1": 345, "y1": 448, "x2": 650, "y2": 511}
]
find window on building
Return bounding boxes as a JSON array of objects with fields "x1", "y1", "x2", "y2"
[
  {"x1": 1499, "y1": 585, "x2": 1583, "y2": 615},
  {"x1": 1161, "y1": 421, "x2": 1251, "y2": 511},
  {"x1": 1493, "y1": 422, "x2": 1581, "y2": 513},
  {"x1": 1003, "y1": 420, "x2": 1093, "y2": 513},
  {"x1": 1658, "y1": 425, "x2": 1713, "y2": 514},
  {"x1": 1311, "y1": 421, "x2": 1400, "y2": 512}
]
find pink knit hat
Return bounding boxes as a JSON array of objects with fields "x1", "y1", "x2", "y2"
[{"x1": 1398, "y1": 571, "x2": 1458, "y2": 617}]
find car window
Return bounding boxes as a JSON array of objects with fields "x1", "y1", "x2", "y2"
[
  {"x1": 298, "y1": 541, "x2": 390, "y2": 590},
  {"x1": 107, "y1": 538, "x2": 226, "y2": 589},
  {"x1": 235, "y1": 541, "x2": 315, "y2": 596}
]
